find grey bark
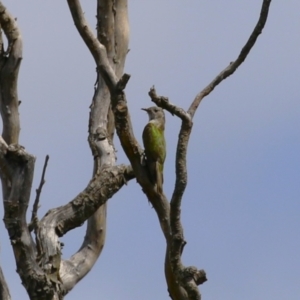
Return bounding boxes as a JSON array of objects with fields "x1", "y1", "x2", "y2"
[
  {"x1": 60, "y1": 0, "x2": 130, "y2": 292},
  {"x1": 0, "y1": 265, "x2": 11, "y2": 300},
  {"x1": 0, "y1": 1, "x2": 132, "y2": 299},
  {"x1": 0, "y1": 0, "x2": 272, "y2": 299}
]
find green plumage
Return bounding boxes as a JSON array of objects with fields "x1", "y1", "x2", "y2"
[{"x1": 142, "y1": 107, "x2": 166, "y2": 193}]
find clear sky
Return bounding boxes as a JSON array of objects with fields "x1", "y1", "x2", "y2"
[{"x1": 1, "y1": 1, "x2": 300, "y2": 299}]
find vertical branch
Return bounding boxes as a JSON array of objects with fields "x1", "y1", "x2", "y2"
[
  {"x1": 0, "y1": 2, "x2": 22, "y2": 145},
  {"x1": 0, "y1": 3, "x2": 37, "y2": 281},
  {"x1": 150, "y1": 1, "x2": 272, "y2": 299},
  {"x1": 149, "y1": 89, "x2": 206, "y2": 300},
  {"x1": 62, "y1": 0, "x2": 131, "y2": 293},
  {"x1": 66, "y1": 0, "x2": 272, "y2": 299},
  {"x1": 0, "y1": 4, "x2": 60, "y2": 299},
  {"x1": 66, "y1": 0, "x2": 118, "y2": 89},
  {"x1": 97, "y1": 0, "x2": 129, "y2": 142}
]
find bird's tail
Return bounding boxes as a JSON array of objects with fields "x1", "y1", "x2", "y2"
[{"x1": 155, "y1": 162, "x2": 164, "y2": 194}]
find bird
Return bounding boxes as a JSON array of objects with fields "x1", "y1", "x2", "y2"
[{"x1": 142, "y1": 106, "x2": 166, "y2": 194}]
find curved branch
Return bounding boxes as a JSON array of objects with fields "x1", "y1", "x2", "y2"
[
  {"x1": 1, "y1": 146, "x2": 50, "y2": 299},
  {"x1": 36, "y1": 164, "x2": 134, "y2": 293},
  {"x1": 56, "y1": 165, "x2": 134, "y2": 236},
  {"x1": 188, "y1": 0, "x2": 272, "y2": 118},
  {"x1": 66, "y1": 1, "x2": 167, "y2": 228},
  {"x1": 67, "y1": 0, "x2": 143, "y2": 173},
  {"x1": 83, "y1": 3, "x2": 123, "y2": 292},
  {"x1": 150, "y1": 88, "x2": 207, "y2": 300},
  {"x1": 64, "y1": 0, "x2": 134, "y2": 293},
  {"x1": 66, "y1": 0, "x2": 118, "y2": 90},
  {"x1": 68, "y1": 1, "x2": 272, "y2": 299},
  {"x1": 60, "y1": 205, "x2": 107, "y2": 291},
  {"x1": 0, "y1": 1, "x2": 22, "y2": 145},
  {"x1": 148, "y1": 2, "x2": 272, "y2": 298},
  {"x1": 0, "y1": 5, "x2": 59, "y2": 299}
]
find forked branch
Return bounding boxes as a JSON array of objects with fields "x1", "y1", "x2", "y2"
[
  {"x1": 67, "y1": 0, "x2": 143, "y2": 170},
  {"x1": 150, "y1": 88, "x2": 207, "y2": 300},
  {"x1": 149, "y1": 2, "x2": 272, "y2": 299},
  {"x1": 0, "y1": 0, "x2": 271, "y2": 298},
  {"x1": 61, "y1": 0, "x2": 134, "y2": 294},
  {"x1": 67, "y1": 0, "x2": 117, "y2": 90}
]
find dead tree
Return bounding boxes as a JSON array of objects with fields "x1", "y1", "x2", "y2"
[{"x1": 0, "y1": 1, "x2": 272, "y2": 299}]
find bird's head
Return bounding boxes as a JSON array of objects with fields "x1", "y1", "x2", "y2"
[{"x1": 142, "y1": 106, "x2": 165, "y2": 122}]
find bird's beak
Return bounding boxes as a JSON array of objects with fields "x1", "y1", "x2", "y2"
[{"x1": 141, "y1": 108, "x2": 148, "y2": 112}]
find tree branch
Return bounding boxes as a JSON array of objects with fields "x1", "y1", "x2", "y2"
[
  {"x1": 0, "y1": 1, "x2": 22, "y2": 145},
  {"x1": 152, "y1": 2, "x2": 272, "y2": 298},
  {"x1": 60, "y1": 166, "x2": 134, "y2": 291},
  {"x1": 188, "y1": 0, "x2": 272, "y2": 118},
  {"x1": 67, "y1": 1, "x2": 272, "y2": 299},
  {"x1": 150, "y1": 87, "x2": 207, "y2": 299},
  {"x1": 56, "y1": 165, "x2": 134, "y2": 237},
  {"x1": 0, "y1": 5, "x2": 59, "y2": 299},
  {"x1": 83, "y1": 2, "x2": 122, "y2": 292},
  {"x1": 0, "y1": 265, "x2": 11, "y2": 300},
  {"x1": 1, "y1": 145, "x2": 51, "y2": 299},
  {"x1": 66, "y1": 1, "x2": 168, "y2": 231},
  {"x1": 66, "y1": 0, "x2": 118, "y2": 90},
  {"x1": 0, "y1": 3, "x2": 135, "y2": 298},
  {"x1": 34, "y1": 164, "x2": 133, "y2": 292},
  {"x1": 66, "y1": 0, "x2": 144, "y2": 169},
  {"x1": 63, "y1": 0, "x2": 133, "y2": 293},
  {"x1": 29, "y1": 155, "x2": 49, "y2": 232}
]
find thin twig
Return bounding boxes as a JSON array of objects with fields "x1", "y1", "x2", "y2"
[
  {"x1": 30, "y1": 155, "x2": 49, "y2": 225},
  {"x1": 148, "y1": 87, "x2": 192, "y2": 208},
  {"x1": 188, "y1": 0, "x2": 272, "y2": 118},
  {"x1": 148, "y1": 86, "x2": 190, "y2": 122}
]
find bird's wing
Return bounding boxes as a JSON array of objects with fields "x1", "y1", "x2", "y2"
[{"x1": 142, "y1": 122, "x2": 166, "y2": 166}]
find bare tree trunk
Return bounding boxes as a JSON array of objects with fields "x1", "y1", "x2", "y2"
[
  {"x1": 61, "y1": 0, "x2": 129, "y2": 290},
  {"x1": 0, "y1": 0, "x2": 272, "y2": 299},
  {"x1": 0, "y1": 1, "x2": 132, "y2": 299}
]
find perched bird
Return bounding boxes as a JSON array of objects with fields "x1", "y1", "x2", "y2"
[{"x1": 142, "y1": 106, "x2": 166, "y2": 193}]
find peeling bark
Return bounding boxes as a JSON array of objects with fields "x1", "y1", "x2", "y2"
[
  {"x1": 67, "y1": 0, "x2": 272, "y2": 298},
  {"x1": 0, "y1": 0, "x2": 272, "y2": 299},
  {"x1": 60, "y1": 0, "x2": 130, "y2": 293},
  {"x1": 0, "y1": 1, "x2": 133, "y2": 299}
]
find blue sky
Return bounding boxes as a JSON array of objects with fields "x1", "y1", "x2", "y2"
[{"x1": 1, "y1": 1, "x2": 300, "y2": 299}]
